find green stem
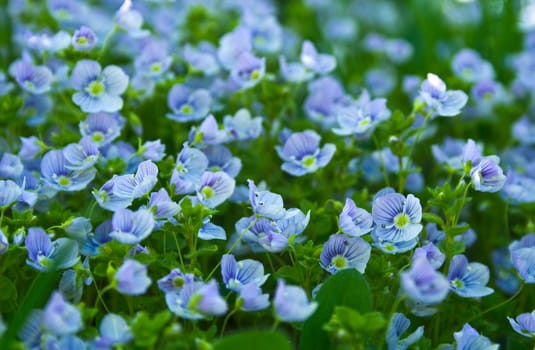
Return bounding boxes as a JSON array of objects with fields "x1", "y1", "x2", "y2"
[
  {"x1": 172, "y1": 231, "x2": 186, "y2": 271},
  {"x1": 271, "y1": 318, "x2": 280, "y2": 332},
  {"x1": 466, "y1": 283, "x2": 523, "y2": 324},
  {"x1": 220, "y1": 308, "x2": 237, "y2": 336},
  {"x1": 0, "y1": 207, "x2": 6, "y2": 227},
  {"x1": 94, "y1": 281, "x2": 112, "y2": 313},
  {"x1": 98, "y1": 25, "x2": 118, "y2": 61}
]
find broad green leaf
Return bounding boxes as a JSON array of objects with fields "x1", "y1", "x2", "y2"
[{"x1": 214, "y1": 330, "x2": 292, "y2": 350}]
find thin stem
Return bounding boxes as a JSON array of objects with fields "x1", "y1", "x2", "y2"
[
  {"x1": 271, "y1": 318, "x2": 280, "y2": 332},
  {"x1": 172, "y1": 231, "x2": 186, "y2": 271},
  {"x1": 220, "y1": 308, "x2": 237, "y2": 336},
  {"x1": 466, "y1": 283, "x2": 523, "y2": 324},
  {"x1": 0, "y1": 207, "x2": 6, "y2": 227},
  {"x1": 98, "y1": 25, "x2": 118, "y2": 61},
  {"x1": 94, "y1": 282, "x2": 112, "y2": 313}
]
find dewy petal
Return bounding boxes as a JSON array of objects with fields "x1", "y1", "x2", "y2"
[
  {"x1": 102, "y1": 65, "x2": 129, "y2": 95},
  {"x1": 70, "y1": 59, "x2": 101, "y2": 90}
]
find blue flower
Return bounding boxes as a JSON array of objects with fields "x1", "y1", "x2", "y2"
[
  {"x1": 275, "y1": 129, "x2": 336, "y2": 176},
  {"x1": 386, "y1": 313, "x2": 424, "y2": 350},
  {"x1": 165, "y1": 280, "x2": 228, "y2": 320},
  {"x1": 0, "y1": 179, "x2": 22, "y2": 207},
  {"x1": 451, "y1": 49, "x2": 494, "y2": 83},
  {"x1": 59, "y1": 269, "x2": 83, "y2": 303},
  {"x1": 188, "y1": 115, "x2": 228, "y2": 145},
  {"x1": 93, "y1": 176, "x2": 134, "y2": 212},
  {"x1": 418, "y1": 73, "x2": 468, "y2": 117},
  {"x1": 94, "y1": 313, "x2": 133, "y2": 348},
  {"x1": 221, "y1": 254, "x2": 269, "y2": 291},
  {"x1": 157, "y1": 268, "x2": 195, "y2": 293},
  {"x1": 454, "y1": 323, "x2": 499, "y2": 350},
  {"x1": 400, "y1": 257, "x2": 449, "y2": 304},
  {"x1": 412, "y1": 243, "x2": 445, "y2": 270},
  {"x1": 509, "y1": 233, "x2": 535, "y2": 284},
  {"x1": 41, "y1": 150, "x2": 97, "y2": 191},
  {"x1": 196, "y1": 171, "x2": 235, "y2": 208},
  {"x1": 0, "y1": 153, "x2": 23, "y2": 179},
  {"x1": 508, "y1": 310, "x2": 535, "y2": 338},
  {"x1": 320, "y1": 234, "x2": 371, "y2": 274},
  {"x1": 304, "y1": 76, "x2": 350, "y2": 128},
  {"x1": 43, "y1": 291, "x2": 82, "y2": 336},
  {"x1": 140, "y1": 139, "x2": 166, "y2": 161},
  {"x1": 171, "y1": 143, "x2": 209, "y2": 194},
  {"x1": 9, "y1": 60, "x2": 53, "y2": 94},
  {"x1": 166, "y1": 84, "x2": 211, "y2": 123},
  {"x1": 203, "y1": 145, "x2": 242, "y2": 178},
  {"x1": 338, "y1": 198, "x2": 373, "y2": 237},
  {"x1": 70, "y1": 59, "x2": 129, "y2": 113},
  {"x1": 217, "y1": 27, "x2": 252, "y2": 70},
  {"x1": 72, "y1": 26, "x2": 97, "y2": 51},
  {"x1": 109, "y1": 208, "x2": 155, "y2": 244},
  {"x1": 62, "y1": 136, "x2": 100, "y2": 170},
  {"x1": 79, "y1": 112, "x2": 122, "y2": 147},
  {"x1": 238, "y1": 282, "x2": 270, "y2": 311},
  {"x1": 431, "y1": 137, "x2": 465, "y2": 170},
  {"x1": 447, "y1": 255, "x2": 493, "y2": 298},
  {"x1": 25, "y1": 227, "x2": 79, "y2": 271},
  {"x1": 491, "y1": 248, "x2": 520, "y2": 295},
  {"x1": 279, "y1": 56, "x2": 313, "y2": 83},
  {"x1": 248, "y1": 179, "x2": 287, "y2": 220},
  {"x1": 470, "y1": 156, "x2": 506, "y2": 193},
  {"x1": 149, "y1": 188, "x2": 180, "y2": 220},
  {"x1": 223, "y1": 108, "x2": 263, "y2": 141},
  {"x1": 113, "y1": 160, "x2": 159, "y2": 199},
  {"x1": 372, "y1": 192, "x2": 422, "y2": 243},
  {"x1": 300, "y1": 40, "x2": 336, "y2": 74},
  {"x1": 230, "y1": 52, "x2": 266, "y2": 90},
  {"x1": 115, "y1": 5, "x2": 149, "y2": 38},
  {"x1": 183, "y1": 42, "x2": 220, "y2": 76},
  {"x1": 115, "y1": 259, "x2": 152, "y2": 295},
  {"x1": 274, "y1": 279, "x2": 318, "y2": 322},
  {"x1": 198, "y1": 217, "x2": 227, "y2": 240},
  {"x1": 134, "y1": 41, "x2": 172, "y2": 80}
]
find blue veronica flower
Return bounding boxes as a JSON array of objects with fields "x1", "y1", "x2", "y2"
[
  {"x1": 454, "y1": 323, "x2": 499, "y2": 350},
  {"x1": 339, "y1": 198, "x2": 373, "y2": 237},
  {"x1": 248, "y1": 179, "x2": 287, "y2": 220},
  {"x1": 274, "y1": 279, "x2": 318, "y2": 322},
  {"x1": 72, "y1": 26, "x2": 97, "y2": 51},
  {"x1": 217, "y1": 27, "x2": 253, "y2": 70},
  {"x1": 470, "y1": 80, "x2": 509, "y2": 114},
  {"x1": 165, "y1": 280, "x2": 228, "y2": 320},
  {"x1": 196, "y1": 171, "x2": 235, "y2": 208},
  {"x1": 59, "y1": 269, "x2": 83, "y2": 303},
  {"x1": 115, "y1": 259, "x2": 152, "y2": 295},
  {"x1": 9, "y1": 60, "x2": 53, "y2": 94},
  {"x1": 418, "y1": 73, "x2": 468, "y2": 117},
  {"x1": 157, "y1": 268, "x2": 195, "y2": 293},
  {"x1": 43, "y1": 291, "x2": 82, "y2": 336},
  {"x1": 0, "y1": 229, "x2": 8, "y2": 255},
  {"x1": 275, "y1": 129, "x2": 336, "y2": 176},
  {"x1": 166, "y1": 84, "x2": 211, "y2": 123},
  {"x1": 223, "y1": 109, "x2": 263, "y2": 141},
  {"x1": 183, "y1": 42, "x2": 220, "y2": 76},
  {"x1": 277, "y1": 208, "x2": 310, "y2": 241},
  {"x1": 304, "y1": 76, "x2": 350, "y2": 128},
  {"x1": 149, "y1": 188, "x2": 180, "y2": 219},
  {"x1": 81, "y1": 220, "x2": 113, "y2": 256},
  {"x1": 135, "y1": 41, "x2": 171, "y2": 79},
  {"x1": 402, "y1": 75, "x2": 421, "y2": 99},
  {"x1": 0, "y1": 179, "x2": 22, "y2": 207},
  {"x1": 372, "y1": 192, "x2": 423, "y2": 243},
  {"x1": 509, "y1": 233, "x2": 535, "y2": 284},
  {"x1": 0, "y1": 152, "x2": 23, "y2": 179},
  {"x1": 431, "y1": 137, "x2": 465, "y2": 170},
  {"x1": 198, "y1": 217, "x2": 226, "y2": 240},
  {"x1": 491, "y1": 248, "x2": 520, "y2": 295},
  {"x1": 238, "y1": 282, "x2": 270, "y2": 311},
  {"x1": 385, "y1": 39, "x2": 414, "y2": 64},
  {"x1": 447, "y1": 255, "x2": 494, "y2": 298},
  {"x1": 236, "y1": 216, "x2": 286, "y2": 253},
  {"x1": 365, "y1": 68, "x2": 397, "y2": 96},
  {"x1": 41, "y1": 150, "x2": 97, "y2": 191},
  {"x1": 451, "y1": 49, "x2": 494, "y2": 83},
  {"x1": 512, "y1": 113, "x2": 535, "y2": 145},
  {"x1": 109, "y1": 208, "x2": 155, "y2": 244},
  {"x1": 386, "y1": 313, "x2": 424, "y2": 350},
  {"x1": 141, "y1": 139, "x2": 165, "y2": 161},
  {"x1": 18, "y1": 136, "x2": 42, "y2": 161},
  {"x1": 470, "y1": 156, "x2": 506, "y2": 193},
  {"x1": 25, "y1": 30, "x2": 70, "y2": 52},
  {"x1": 279, "y1": 56, "x2": 313, "y2": 83},
  {"x1": 508, "y1": 311, "x2": 535, "y2": 338},
  {"x1": 62, "y1": 136, "x2": 100, "y2": 171},
  {"x1": 25, "y1": 228, "x2": 79, "y2": 271},
  {"x1": 300, "y1": 40, "x2": 336, "y2": 74},
  {"x1": 320, "y1": 234, "x2": 371, "y2": 274},
  {"x1": 400, "y1": 257, "x2": 449, "y2": 304},
  {"x1": 94, "y1": 313, "x2": 133, "y2": 348},
  {"x1": 93, "y1": 176, "x2": 134, "y2": 212},
  {"x1": 188, "y1": 115, "x2": 228, "y2": 145},
  {"x1": 79, "y1": 112, "x2": 122, "y2": 147},
  {"x1": 113, "y1": 160, "x2": 159, "y2": 199},
  {"x1": 244, "y1": 15, "x2": 282, "y2": 53},
  {"x1": 15, "y1": 172, "x2": 38, "y2": 210},
  {"x1": 171, "y1": 143, "x2": 209, "y2": 195},
  {"x1": 332, "y1": 91, "x2": 391, "y2": 137},
  {"x1": 70, "y1": 59, "x2": 129, "y2": 113},
  {"x1": 44, "y1": 334, "x2": 87, "y2": 350},
  {"x1": 412, "y1": 243, "x2": 445, "y2": 269},
  {"x1": 203, "y1": 145, "x2": 242, "y2": 178},
  {"x1": 462, "y1": 138, "x2": 482, "y2": 165},
  {"x1": 230, "y1": 52, "x2": 266, "y2": 90},
  {"x1": 221, "y1": 254, "x2": 269, "y2": 291}
]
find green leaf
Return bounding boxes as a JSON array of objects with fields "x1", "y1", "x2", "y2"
[
  {"x1": 422, "y1": 212, "x2": 444, "y2": 227},
  {"x1": 0, "y1": 276, "x2": 17, "y2": 301},
  {"x1": 300, "y1": 269, "x2": 372, "y2": 350},
  {"x1": 214, "y1": 330, "x2": 292, "y2": 350}
]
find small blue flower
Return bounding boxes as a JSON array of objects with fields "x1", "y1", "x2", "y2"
[
  {"x1": 115, "y1": 5, "x2": 149, "y2": 38},
  {"x1": 275, "y1": 129, "x2": 336, "y2": 176},
  {"x1": 431, "y1": 137, "x2": 465, "y2": 170},
  {"x1": 109, "y1": 208, "x2": 155, "y2": 244},
  {"x1": 372, "y1": 192, "x2": 422, "y2": 243},
  {"x1": 171, "y1": 143, "x2": 209, "y2": 194},
  {"x1": 338, "y1": 198, "x2": 373, "y2": 237},
  {"x1": 203, "y1": 145, "x2": 242, "y2": 178},
  {"x1": 198, "y1": 217, "x2": 227, "y2": 240},
  {"x1": 447, "y1": 255, "x2": 494, "y2": 298},
  {"x1": 509, "y1": 233, "x2": 535, "y2": 284},
  {"x1": 115, "y1": 259, "x2": 152, "y2": 295},
  {"x1": 412, "y1": 243, "x2": 445, "y2": 270},
  {"x1": 386, "y1": 313, "x2": 424, "y2": 350},
  {"x1": 0, "y1": 179, "x2": 22, "y2": 207},
  {"x1": 113, "y1": 160, "x2": 159, "y2": 199},
  {"x1": 43, "y1": 291, "x2": 82, "y2": 336},
  {"x1": 221, "y1": 254, "x2": 269, "y2": 291},
  {"x1": 492, "y1": 248, "x2": 520, "y2": 295},
  {"x1": 274, "y1": 279, "x2": 318, "y2": 322},
  {"x1": 300, "y1": 40, "x2": 336, "y2": 74},
  {"x1": 196, "y1": 171, "x2": 235, "y2": 208},
  {"x1": 79, "y1": 112, "x2": 122, "y2": 147},
  {"x1": 157, "y1": 268, "x2": 195, "y2": 293},
  {"x1": 304, "y1": 76, "x2": 349, "y2": 128},
  {"x1": 279, "y1": 56, "x2": 313, "y2": 83},
  {"x1": 141, "y1": 139, "x2": 166, "y2": 161},
  {"x1": 72, "y1": 26, "x2": 97, "y2": 51},
  {"x1": 245, "y1": 15, "x2": 282, "y2": 53},
  {"x1": 508, "y1": 310, "x2": 535, "y2": 338},
  {"x1": 223, "y1": 108, "x2": 263, "y2": 141},
  {"x1": 451, "y1": 49, "x2": 494, "y2": 83},
  {"x1": 418, "y1": 73, "x2": 468, "y2": 117},
  {"x1": 149, "y1": 188, "x2": 180, "y2": 220},
  {"x1": 230, "y1": 52, "x2": 266, "y2": 90},
  {"x1": 320, "y1": 234, "x2": 371, "y2": 274},
  {"x1": 400, "y1": 257, "x2": 449, "y2": 304},
  {"x1": 470, "y1": 156, "x2": 506, "y2": 193},
  {"x1": 188, "y1": 115, "x2": 228, "y2": 145},
  {"x1": 248, "y1": 179, "x2": 287, "y2": 219},
  {"x1": 41, "y1": 150, "x2": 97, "y2": 191},
  {"x1": 0, "y1": 153, "x2": 23, "y2": 179},
  {"x1": 165, "y1": 280, "x2": 228, "y2": 320},
  {"x1": 9, "y1": 60, "x2": 53, "y2": 94},
  {"x1": 94, "y1": 313, "x2": 133, "y2": 348},
  {"x1": 25, "y1": 228, "x2": 79, "y2": 271},
  {"x1": 238, "y1": 282, "x2": 270, "y2": 311},
  {"x1": 217, "y1": 27, "x2": 252, "y2": 70},
  {"x1": 183, "y1": 42, "x2": 220, "y2": 76},
  {"x1": 93, "y1": 176, "x2": 133, "y2": 212},
  {"x1": 454, "y1": 323, "x2": 499, "y2": 350},
  {"x1": 62, "y1": 136, "x2": 100, "y2": 170},
  {"x1": 167, "y1": 84, "x2": 211, "y2": 123},
  {"x1": 70, "y1": 59, "x2": 129, "y2": 113},
  {"x1": 134, "y1": 41, "x2": 172, "y2": 79}
]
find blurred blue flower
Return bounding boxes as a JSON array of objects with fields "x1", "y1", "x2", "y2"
[
  {"x1": 188, "y1": 115, "x2": 228, "y2": 145},
  {"x1": 400, "y1": 257, "x2": 449, "y2": 304},
  {"x1": 43, "y1": 291, "x2": 82, "y2": 336},
  {"x1": 230, "y1": 52, "x2": 266, "y2": 90},
  {"x1": 149, "y1": 188, "x2": 180, "y2": 220},
  {"x1": 115, "y1": 259, "x2": 152, "y2": 295},
  {"x1": 300, "y1": 40, "x2": 336, "y2": 74},
  {"x1": 274, "y1": 279, "x2": 317, "y2": 322},
  {"x1": 509, "y1": 233, "x2": 535, "y2": 284},
  {"x1": 238, "y1": 282, "x2": 270, "y2": 311},
  {"x1": 157, "y1": 267, "x2": 195, "y2": 293},
  {"x1": 70, "y1": 59, "x2": 129, "y2": 113},
  {"x1": 453, "y1": 323, "x2": 499, "y2": 350},
  {"x1": 217, "y1": 27, "x2": 252, "y2": 70},
  {"x1": 320, "y1": 234, "x2": 371, "y2": 274},
  {"x1": 93, "y1": 313, "x2": 133, "y2": 348},
  {"x1": 386, "y1": 313, "x2": 424, "y2": 350},
  {"x1": 167, "y1": 84, "x2": 211, "y2": 123},
  {"x1": 0, "y1": 179, "x2": 22, "y2": 207},
  {"x1": 184, "y1": 42, "x2": 220, "y2": 76},
  {"x1": 9, "y1": 60, "x2": 53, "y2": 94},
  {"x1": 412, "y1": 242, "x2": 445, "y2": 269},
  {"x1": 0, "y1": 152, "x2": 23, "y2": 179},
  {"x1": 508, "y1": 310, "x2": 535, "y2": 338},
  {"x1": 110, "y1": 208, "x2": 155, "y2": 244},
  {"x1": 491, "y1": 248, "x2": 520, "y2": 295},
  {"x1": 451, "y1": 49, "x2": 494, "y2": 83},
  {"x1": 79, "y1": 112, "x2": 122, "y2": 147},
  {"x1": 25, "y1": 227, "x2": 79, "y2": 271},
  {"x1": 418, "y1": 73, "x2": 468, "y2": 117},
  {"x1": 203, "y1": 145, "x2": 242, "y2": 178},
  {"x1": 165, "y1": 280, "x2": 228, "y2": 320}
]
